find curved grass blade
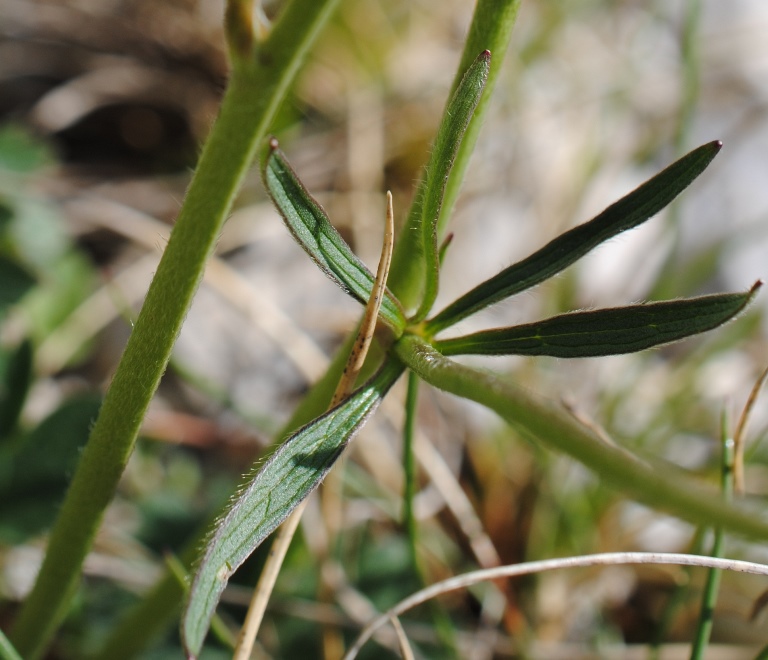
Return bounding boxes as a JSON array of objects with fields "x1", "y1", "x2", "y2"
[
  {"x1": 435, "y1": 283, "x2": 761, "y2": 358},
  {"x1": 181, "y1": 359, "x2": 404, "y2": 657},
  {"x1": 426, "y1": 141, "x2": 723, "y2": 334},
  {"x1": 410, "y1": 49, "x2": 491, "y2": 323},
  {"x1": 264, "y1": 141, "x2": 406, "y2": 332},
  {"x1": 395, "y1": 334, "x2": 768, "y2": 540}
]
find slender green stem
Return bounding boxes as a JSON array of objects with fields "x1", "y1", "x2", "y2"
[
  {"x1": 689, "y1": 414, "x2": 733, "y2": 660},
  {"x1": 438, "y1": 0, "x2": 521, "y2": 240},
  {"x1": 403, "y1": 371, "x2": 420, "y2": 568},
  {"x1": 9, "y1": 1, "x2": 342, "y2": 656},
  {"x1": 401, "y1": 371, "x2": 458, "y2": 658},
  {"x1": 649, "y1": 528, "x2": 704, "y2": 659},
  {"x1": 387, "y1": 0, "x2": 522, "y2": 310},
  {"x1": 394, "y1": 334, "x2": 768, "y2": 540}
]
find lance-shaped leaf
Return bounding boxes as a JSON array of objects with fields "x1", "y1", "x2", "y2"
[
  {"x1": 264, "y1": 141, "x2": 406, "y2": 332},
  {"x1": 387, "y1": 2, "x2": 522, "y2": 312},
  {"x1": 410, "y1": 49, "x2": 491, "y2": 322},
  {"x1": 181, "y1": 359, "x2": 404, "y2": 657},
  {"x1": 395, "y1": 334, "x2": 768, "y2": 540},
  {"x1": 435, "y1": 283, "x2": 761, "y2": 358},
  {"x1": 426, "y1": 140, "x2": 723, "y2": 334}
]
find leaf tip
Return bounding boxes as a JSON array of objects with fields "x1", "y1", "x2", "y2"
[
  {"x1": 750, "y1": 280, "x2": 763, "y2": 296},
  {"x1": 481, "y1": 49, "x2": 491, "y2": 59},
  {"x1": 269, "y1": 136, "x2": 279, "y2": 152}
]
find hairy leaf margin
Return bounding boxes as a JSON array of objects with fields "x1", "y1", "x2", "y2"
[
  {"x1": 426, "y1": 141, "x2": 723, "y2": 333},
  {"x1": 264, "y1": 141, "x2": 406, "y2": 332},
  {"x1": 435, "y1": 283, "x2": 761, "y2": 357},
  {"x1": 411, "y1": 49, "x2": 491, "y2": 322},
  {"x1": 181, "y1": 359, "x2": 404, "y2": 656}
]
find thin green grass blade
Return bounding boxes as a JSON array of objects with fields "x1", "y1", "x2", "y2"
[
  {"x1": 395, "y1": 334, "x2": 768, "y2": 540},
  {"x1": 435, "y1": 283, "x2": 761, "y2": 358},
  {"x1": 689, "y1": 415, "x2": 732, "y2": 660},
  {"x1": 181, "y1": 359, "x2": 404, "y2": 657},
  {"x1": 426, "y1": 141, "x2": 723, "y2": 334},
  {"x1": 410, "y1": 50, "x2": 491, "y2": 323},
  {"x1": 264, "y1": 142, "x2": 406, "y2": 332}
]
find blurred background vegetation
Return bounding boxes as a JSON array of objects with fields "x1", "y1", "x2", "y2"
[{"x1": 1, "y1": 0, "x2": 768, "y2": 657}]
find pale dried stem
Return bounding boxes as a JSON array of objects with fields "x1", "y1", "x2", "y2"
[
  {"x1": 344, "y1": 552, "x2": 768, "y2": 659},
  {"x1": 733, "y1": 364, "x2": 768, "y2": 494},
  {"x1": 389, "y1": 614, "x2": 415, "y2": 660}
]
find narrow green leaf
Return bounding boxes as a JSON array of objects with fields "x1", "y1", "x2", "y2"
[
  {"x1": 411, "y1": 50, "x2": 491, "y2": 323},
  {"x1": 395, "y1": 334, "x2": 768, "y2": 540},
  {"x1": 182, "y1": 359, "x2": 404, "y2": 656},
  {"x1": 264, "y1": 142, "x2": 406, "y2": 332},
  {"x1": 426, "y1": 141, "x2": 723, "y2": 333},
  {"x1": 387, "y1": 0, "x2": 522, "y2": 312},
  {"x1": 435, "y1": 283, "x2": 761, "y2": 358}
]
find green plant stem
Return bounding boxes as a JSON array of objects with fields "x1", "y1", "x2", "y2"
[
  {"x1": 9, "y1": 1, "x2": 342, "y2": 656},
  {"x1": 689, "y1": 416, "x2": 733, "y2": 660},
  {"x1": 394, "y1": 334, "x2": 768, "y2": 540},
  {"x1": 403, "y1": 371, "x2": 420, "y2": 569},
  {"x1": 387, "y1": 0, "x2": 522, "y2": 310},
  {"x1": 688, "y1": 521, "x2": 724, "y2": 658},
  {"x1": 650, "y1": 528, "x2": 705, "y2": 659},
  {"x1": 401, "y1": 372, "x2": 459, "y2": 658}
]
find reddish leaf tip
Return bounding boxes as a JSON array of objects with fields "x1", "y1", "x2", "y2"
[{"x1": 269, "y1": 136, "x2": 279, "y2": 151}]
